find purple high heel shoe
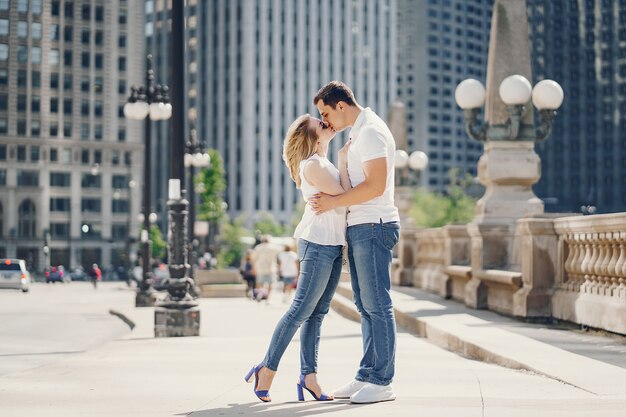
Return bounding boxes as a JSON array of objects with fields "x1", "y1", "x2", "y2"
[
  {"x1": 244, "y1": 364, "x2": 271, "y2": 402},
  {"x1": 296, "y1": 374, "x2": 333, "y2": 401}
]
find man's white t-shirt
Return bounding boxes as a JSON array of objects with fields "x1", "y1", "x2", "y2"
[
  {"x1": 277, "y1": 251, "x2": 299, "y2": 278},
  {"x1": 346, "y1": 107, "x2": 400, "y2": 226}
]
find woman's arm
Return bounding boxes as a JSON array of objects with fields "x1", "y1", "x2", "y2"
[{"x1": 303, "y1": 159, "x2": 347, "y2": 196}]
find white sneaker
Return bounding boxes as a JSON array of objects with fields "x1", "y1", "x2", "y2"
[
  {"x1": 334, "y1": 380, "x2": 368, "y2": 399},
  {"x1": 350, "y1": 383, "x2": 396, "y2": 404}
]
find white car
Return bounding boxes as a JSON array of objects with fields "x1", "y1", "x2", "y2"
[{"x1": 0, "y1": 259, "x2": 31, "y2": 292}]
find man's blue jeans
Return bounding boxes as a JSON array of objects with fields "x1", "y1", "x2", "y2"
[
  {"x1": 263, "y1": 239, "x2": 343, "y2": 374},
  {"x1": 347, "y1": 220, "x2": 400, "y2": 386}
]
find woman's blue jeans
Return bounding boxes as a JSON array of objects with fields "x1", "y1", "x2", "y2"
[
  {"x1": 262, "y1": 239, "x2": 343, "y2": 375},
  {"x1": 347, "y1": 220, "x2": 400, "y2": 386}
]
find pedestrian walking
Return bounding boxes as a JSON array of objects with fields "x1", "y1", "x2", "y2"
[
  {"x1": 276, "y1": 244, "x2": 299, "y2": 303},
  {"x1": 240, "y1": 250, "x2": 257, "y2": 300}
]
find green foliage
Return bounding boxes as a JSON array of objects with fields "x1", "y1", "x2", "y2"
[
  {"x1": 254, "y1": 212, "x2": 288, "y2": 237},
  {"x1": 409, "y1": 168, "x2": 476, "y2": 228},
  {"x1": 149, "y1": 225, "x2": 167, "y2": 260},
  {"x1": 196, "y1": 149, "x2": 227, "y2": 223},
  {"x1": 216, "y1": 217, "x2": 248, "y2": 268}
]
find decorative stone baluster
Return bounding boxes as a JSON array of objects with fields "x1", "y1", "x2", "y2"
[
  {"x1": 578, "y1": 233, "x2": 592, "y2": 293},
  {"x1": 596, "y1": 232, "x2": 611, "y2": 296},
  {"x1": 567, "y1": 233, "x2": 582, "y2": 291},
  {"x1": 606, "y1": 232, "x2": 620, "y2": 297}
]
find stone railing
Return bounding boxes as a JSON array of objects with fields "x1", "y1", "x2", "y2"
[
  {"x1": 553, "y1": 214, "x2": 626, "y2": 334},
  {"x1": 404, "y1": 213, "x2": 626, "y2": 335}
]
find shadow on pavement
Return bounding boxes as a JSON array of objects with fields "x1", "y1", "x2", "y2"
[{"x1": 186, "y1": 400, "x2": 366, "y2": 416}]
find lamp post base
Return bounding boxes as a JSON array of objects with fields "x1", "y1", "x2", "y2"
[
  {"x1": 135, "y1": 288, "x2": 156, "y2": 307},
  {"x1": 154, "y1": 303, "x2": 200, "y2": 337}
]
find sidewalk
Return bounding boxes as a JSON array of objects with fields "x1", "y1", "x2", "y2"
[
  {"x1": 0, "y1": 285, "x2": 625, "y2": 416},
  {"x1": 333, "y1": 282, "x2": 626, "y2": 396}
]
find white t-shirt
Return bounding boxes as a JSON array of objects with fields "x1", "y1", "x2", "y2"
[
  {"x1": 253, "y1": 242, "x2": 281, "y2": 276},
  {"x1": 346, "y1": 107, "x2": 400, "y2": 226},
  {"x1": 277, "y1": 251, "x2": 299, "y2": 277}
]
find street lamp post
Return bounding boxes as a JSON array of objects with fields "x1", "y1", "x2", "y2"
[
  {"x1": 154, "y1": 0, "x2": 200, "y2": 338},
  {"x1": 184, "y1": 129, "x2": 210, "y2": 281},
  {"x1": 124, "y1": 54, "x2": 172, "y2": 307}
]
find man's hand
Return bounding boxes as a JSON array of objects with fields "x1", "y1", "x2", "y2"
[{"x1": 309, "y1": 192, "x2": 335, "y2": 214}]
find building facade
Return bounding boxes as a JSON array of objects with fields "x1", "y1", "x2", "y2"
[
  {"x1": 396, "y1": 0, "x2": 492, "y2": 191},
  {"x1": 145, "y1": 0, "x2": 398, "y2": 227},
  {"x1": 0, "y1": 0, "x2": 145, "y2": 272},
  {"x1": 527, "y1": 0, "x2": 626, "y2": 214}
]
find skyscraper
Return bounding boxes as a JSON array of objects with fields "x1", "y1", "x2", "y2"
[
  {"x1": 396, "y1": 0, "x2": 492, "y2": 191},
  {"x1": 0, "y1": 0, "x2": 145, "y2": 272},
  {"x1": 146, "y1": 0, "x2": 398, "y2": 226},
  {"x1": 527, "y1": 0, "x2": 626, "y2": 214}
]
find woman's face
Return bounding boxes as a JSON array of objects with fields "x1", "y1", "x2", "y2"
[{"x1": 308, "y1": 117, "x2": 336, "y2": 145}]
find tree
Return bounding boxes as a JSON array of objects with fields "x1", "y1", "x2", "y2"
[
  {"x1": 254, "y1": 212, "x2": 287, "y2": 237},
  {"x1": 196, "y1": 149, "x2": 227, "y2": 253},
  {"x1": 217, "y1": 217, "x2": 248, "y2": 268},
  {"x1": 409, "y1": 169, "x2": 476, "y2": 228},
  {"x1": 149, "y1": 224, "x2": 167, "y2": 260},
  {"x1": 196, "y1": 149, "x2": 227, "y2": 224}
]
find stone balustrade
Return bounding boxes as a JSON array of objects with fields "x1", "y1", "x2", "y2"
[
  {"x1": 553, "y1": 213, "x2": 626, "y2": 334},
  {"x1": 402, "y1": 213, "x2": 626, "y2": 335}
]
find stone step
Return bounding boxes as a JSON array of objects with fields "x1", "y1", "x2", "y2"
[
  {"x1": 195, "y1": 270, "x2": 242, "y2": 285},
  {"x1": 199, "y1": 283, "x2": 247, "y2": 298}
]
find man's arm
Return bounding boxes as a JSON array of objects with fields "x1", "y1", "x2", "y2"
[{"x1": 309, "y1": 156, "x2": 387, "y2": 213}]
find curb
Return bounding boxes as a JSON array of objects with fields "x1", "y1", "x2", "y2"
[
  {"x1": 331, "y1": 286, "x2": 536, "y2": 373},
  {"x1": 108, "y1": 309, "x2": 136, "y2": 330}
]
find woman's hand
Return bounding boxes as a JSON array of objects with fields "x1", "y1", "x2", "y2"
[{"x1": 338, "y1": 139, "x2": 352, "y2": 166}]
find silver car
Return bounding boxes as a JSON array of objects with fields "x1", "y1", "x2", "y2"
[{"x1": 0, "y1": 259, "x2": 31, "y2": 292}]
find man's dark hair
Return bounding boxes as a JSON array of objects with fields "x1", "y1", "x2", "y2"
[{"x1": 313, "y1": 81, "x2": 357, "y2": 109}]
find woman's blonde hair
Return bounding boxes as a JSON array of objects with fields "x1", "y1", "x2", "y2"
[{"x1": 282, "y1": 114, "x2": 318, "y2": 188}]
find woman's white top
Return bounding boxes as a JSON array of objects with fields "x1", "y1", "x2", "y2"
[{"x1": 293, "y1": 154, "x2": 346, "y2": 246}]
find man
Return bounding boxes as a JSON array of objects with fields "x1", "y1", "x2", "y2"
[
  {"x1": 310, "y1": 81, "x2": 400, "y2": 404},
  {"x1": 252, "y1": 235, "x2": 281, "y2": 303}
]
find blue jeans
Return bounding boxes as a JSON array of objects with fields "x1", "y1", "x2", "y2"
[
  {"x1": 263, "y1": 239, "x2": 343, "y2": 374},
  {"x1": 347, "y1": 220, "x2": 400, "y2": 386}
]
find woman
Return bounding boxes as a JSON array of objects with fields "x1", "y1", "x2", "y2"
[{"x1": 245, "y1": 114, "x2": 352, "y2": 402}]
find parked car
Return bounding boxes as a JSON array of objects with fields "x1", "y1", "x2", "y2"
[
  {"x1": 0, "y1": 259, "x2": 31, "y2": 292},
  {"x1": 45, "y1": 265, "x2": 66, "y2": 283},
  {"x1": 69, "y1": 266, "x2": 89, "y2": 281}
]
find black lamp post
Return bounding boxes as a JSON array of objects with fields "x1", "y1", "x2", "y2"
[
  {"x1": 184, "y1": 129, "x2": 210, "y2": 280},
  {"x1": 124, "y1": 54, "x2": 172, "y2": 307},
  {"x1": 154, "y1": 0, "x2": 201, "y2": 337}
]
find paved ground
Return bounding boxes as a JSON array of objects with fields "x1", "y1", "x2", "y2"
[{"x1": 0, "y1": 282, "x2": 625, "y2": 416}]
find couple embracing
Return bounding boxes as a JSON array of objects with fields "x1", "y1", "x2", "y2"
[{"x1": 245, "y1": 81, "x2": 400, "y2": 405}]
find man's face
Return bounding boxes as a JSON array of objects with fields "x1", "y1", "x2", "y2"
[{"x1": 316, "y1": 100, "x2": 347, "y2": 132}]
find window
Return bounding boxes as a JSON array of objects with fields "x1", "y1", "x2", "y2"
[
  {"x1": 17, "y1": 171, "x2": 39, "y2": 186},
  {"x1": 81, "y1": 52, "x2": 89, "y2": 68},
  {"x1": 81, "y1": 75, "x2": 89, "y2": 91},
  {"x1": 31, "y1": 47, "x2": 41, "y2": 64},
  {"x1": 94, "y1": 125, "x2": 102, "y2": 140},
  {"x1": 82, "y1": 4, "x2": 90, "y2": 20},
  {"x1": 50, "y1": 197, "x2": 70, "y2": 211},
  {"x1": 15, "y1": 67, "x2": 26, "y2": 86},
  {"x1": 95, "y1": 6, "x2": 104, "y2": 21},
  {"x1": 95, "y1": 30, "x2": 103, "y2": 45},
  {"x1": 112, "y1": 225, "x2": 129, "y2": 240},
  {"x1": 81, "y1": 173, "x2": 101, "y2": 188},
  {"x1": 18, "y1": 45, "x2": 28, "y2": 63},
  {"x1": 0, "y1": 44, "x2": 8, "y2": 61},
  {"x1": 0, "y1": 19, "x2": 8, "y2": 36},
  {"x1": 63, "y1": 122, "x2": 71, "y2": 137},
  {"x1": 112, "y1": 200, "x2": 129, "y2": 213},
  {"x1": 50, "y1": 172, "x2": 71, "y2": 187},
  {"x1": 17, "y1": 120, "x2": 26, "y2": 135},
  {"x1": 118, "y1": 80, "x2": 126, "y2": 95},
  {"x1": 31, "y1": 23, "x2": 42, "y2": 40},
  {"x1": 50, "y1": 121, "x2": 58, "y2": 136},
  {"x1": 0, "y1": 119, "x2": 6, "y2": 134},
  {"x1": 94, "y1": 101, "x2": 102, "y2": 117},
  {"x1": 64, "y1": 1, "x2": 73, "y2": 18},
  {"x1": 17, "y1": 21, "x2": 28, "y2": 38},
  {"x1": 95, "y1": 53, "x2": 102, "y2": 69},
  {"x1": 50, "y1": 223, "x2": 70, "y2": 238},
  {"x1": 18, "y1": 200, "x2": 36, "y2": 238},
  {"x1": 81, "y1": 123, "x2": 89, "y2": 140},
  {"x1": 64, "y1": 50, "x2": 72, "y2": 66},
  {"x1": 112, "y1": 175, "x2": 129, "y2": 189},
  {"x1": 50, "y1": 148, "x2": 58, "y2": 162},
  {"x1": 118, "y1": 57, "x2": 126, "y2": 71},
  {"x1": 31, "y1": 120, "x2": 40, "y2": 136},
  {"x1": 32, "y1": 71, "x2": 40, "y2": 87},
  {"x1": 17, "y1": 0, "x2": 28, "y2": 13},
  {"x1": 81, "y1": 101, "x2": 89, "y2": 116},
  {"x1": 0, "y1": 144, "x2": 5, "y2": 160},
  {"x1": 0, "y1": 69, "x2": 7, "y2": 85},
  {"x1": 64, "y1": 26, "x2": 73, "y2": 43},
  {"x1": 0, "y1": 0, "x2": 8, "y2": 11},
  {"x1": 50, "y1": 73, "x2": 59, "y2": 88},
  {"x1": 118, "y1": 128, "x2": 125, "y2": 142},
  {"x1": 31, "y1": 95, "x2": 40, "y2": 113},
  {"x1": 17, "y1": 95, "x2": 27, "y2": 111},
  {"x1": 50, "y1": 24, "x2": 60, "y2": 40},
  {"x1": 63, "y1": 74, "x2": 73, "y2": 91},
  {"x1": 49, "y1": 49, "x2": 60, "y2": 65},
  {"x1": 32, "y1": 0, "x2": 42, "y2": 15},
  {"x1": 81, "y1": 28, "x2": 89, "y2": 44},
  {"x1": 50, "y1": 98, "x2": 58, "y2": 113},
  {"x1": 63, "y1": 99, "x2": 72, "y2": 114},
  {"x1": 30, "y1": 146, "x2": 40, "y2": 161},
  {"x1": 17, "y1": 145, "x2": 26, "y2": 161},
  {"x1": 118, "y1": 34, "x2": 126, "y2": 48},
  {"x1": 0, "y1": 94, "x2": 6, "y2": 110},
  {"x1": 81, "y1": 198, "x2": 101, "y2": 213}
]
